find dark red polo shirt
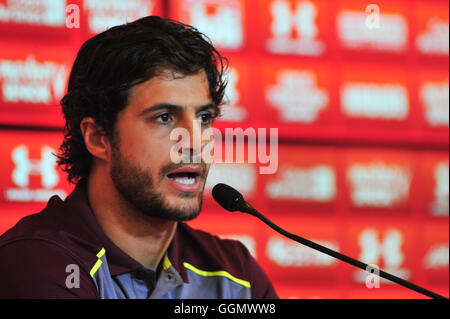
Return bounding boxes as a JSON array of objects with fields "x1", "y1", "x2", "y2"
[{"x1": 0, "y1": 181, "x2": 278, "y2": 299}]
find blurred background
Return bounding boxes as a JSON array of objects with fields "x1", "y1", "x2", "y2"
[{"x1": 0, "y1": 0, "x2": 448, "y2": 298}]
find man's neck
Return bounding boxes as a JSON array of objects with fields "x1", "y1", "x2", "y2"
[{"x1": 86, "y1": 169, "x2": 177, "y2": 270}]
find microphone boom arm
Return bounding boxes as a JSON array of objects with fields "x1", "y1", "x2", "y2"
[{"x1": 238, "y1": 201, "x2": 447, "y2": 300}]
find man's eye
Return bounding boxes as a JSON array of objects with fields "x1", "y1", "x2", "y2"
[
  {"x1": 198, "y1": 112, "x2": 216, "y2": 125},
  {"x1": 156, "y1": 113, "x2": 173, "y2": 124}
]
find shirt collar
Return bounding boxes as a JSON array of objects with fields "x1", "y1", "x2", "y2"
[
  {"x1": 165, "y1": 223, "x2": 189, "y2": 283},
  {"x1": 62, "y1": 181, "x2": 142, "y2": 276},
  {"x1": 62, "y1": 181, "x2": 191, "y2": 282}
]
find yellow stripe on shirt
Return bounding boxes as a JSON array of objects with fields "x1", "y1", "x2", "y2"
[
  {"x1": 90, "y1": 247, "x2": 106, "y2": 278},
  {"x1": 163, "y1": 252, "x2": 172, "y2": 271},
  {"x1": 183, "y1": 262, "x2": 251, "y2": 288}
]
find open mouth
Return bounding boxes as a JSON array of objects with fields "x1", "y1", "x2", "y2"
[
  {"x1": 166, "y1": 166, "x2": 204, "y2": 191},
  {"x1": 167, "y1": 172, "x2": 199, "y2": 185}
]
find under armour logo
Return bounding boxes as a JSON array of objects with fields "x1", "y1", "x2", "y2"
[
  {"x1": 358, "y1": 228, "x2": 404, "y2": 269},
  {"x1": 11, "y1": 145, "x2": 58, "y2": 189},
  {"x1": 270, "y1": 0, "x2": 318, "y2": 40}
]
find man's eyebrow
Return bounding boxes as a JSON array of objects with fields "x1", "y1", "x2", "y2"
[
  {"x1": 196, "y1": 103, "x2": 220, "y2": 115},
  {"x1": 139, "y1": 103, "x2": 183, "y2": 116},
  {"x1": 139, "y1": 103, "x2": 219, "y2": 116}
]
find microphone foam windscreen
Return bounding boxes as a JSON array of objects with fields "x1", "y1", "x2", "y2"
[{"x1": 211, "y1": 183, "x2": 244, "y2": 212}]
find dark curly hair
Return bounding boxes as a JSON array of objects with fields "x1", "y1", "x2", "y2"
[{"x1": 57, "y1": 16, "x2": 228, "y2": 185}]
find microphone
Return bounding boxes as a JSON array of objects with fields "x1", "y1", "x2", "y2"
[{"x1": 212, "y1": 183, "x2": 448, "y2": 300}]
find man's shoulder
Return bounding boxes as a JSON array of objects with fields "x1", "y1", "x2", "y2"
[
  {"x1": 0, "y1": 238, "x2": 98, "y2": 298},
  {"x1": 0, "y1": 195, "x2": 101, "y2": 298},
  {"x1": 0, "y1": 198, "x2": 58, "y2": 247},
  {"x1": 175, "y1": 222, "x2": 279, "y2": 298},
  {"x1": 0, "y1": 195, "x2": 102, "y2": 273}
]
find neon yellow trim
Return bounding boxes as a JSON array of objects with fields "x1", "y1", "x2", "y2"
[
  {"x1": 90, "y1": 248, "x2": 106, "y2": 278},
  {"x1": 163, "y1": 253, "x2": 172, "y2": 271},
  {"x1": 183, "y1": 262, "x2": 251, "y2": 288},
  {"x1": 96, "y1": 248, "x2": 106, "y2": 258}
]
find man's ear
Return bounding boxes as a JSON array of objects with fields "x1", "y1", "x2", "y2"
[{"x1": 80, "y1": 117, "x2": 110, "y2": 161}]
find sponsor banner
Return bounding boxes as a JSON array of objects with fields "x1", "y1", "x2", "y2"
[
  {"x1": 339, "y1": 66, "x2": 410, "y2": 123},
  {"x1": 0, "y1": 45, "x2": 72, "y2": 127},
  {"x1": 414, "y1": 1, "x2": 449, "y2": 57},
  {"x1": 262, "y1": 216, "x2": 341, "y2": 281},
  {"x1": 343, "y1": 148, "x2": 415, "y2": 212},
  {"x1": 169, "y1": 0, "x2": 246, "y2": 51},
  {"x1": 0, "y1": 0, "x2": 74, "y2": 37},
  {"x1": 419, "y1": 151, "x2": 449, "y2": 217},
  {"x1": 336, "y1": 0, "x2": 409, "y2": 54},
  {"x1": 258, "y1": 0, "x2": 329, "y2": 56},
  {"x1": 263, "y1": 145, "x2": 338, "y2": 210},
  {"x1": 338, "y1": 65, "x2": 414, "y2": 142},
  {"x1": 262, "y1": 59, "x2": 334, "y2": 139},
  {"x1": 344, "y1": 220, "x2": 415, "y2": 285},
  {"x1": 81, "y1": 0, "x2": 163, "y2": 37},
  {"x1": 0, "y1": 130, "x2": 73, "y2": 207}
]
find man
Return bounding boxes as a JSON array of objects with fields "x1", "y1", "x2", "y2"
[{"x1": 0, "y1": 16, "x2": 277, "y2": 299}]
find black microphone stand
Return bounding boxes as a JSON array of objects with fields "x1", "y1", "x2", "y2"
[{"x1": 237, "y1": 201, "x2": 448, "y2": 300}]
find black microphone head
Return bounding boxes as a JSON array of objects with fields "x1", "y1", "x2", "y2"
[{"x1": 212, "y1": 183, "x2": 244, "y2": 212}]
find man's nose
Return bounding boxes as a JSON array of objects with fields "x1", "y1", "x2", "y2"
[{"x1": 178, "y1": 117, "x2": 203, "y2": 160}]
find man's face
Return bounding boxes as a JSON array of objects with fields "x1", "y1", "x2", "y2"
[{"x1": 109, "y1": 69, "x2": 218, "y2": 221}]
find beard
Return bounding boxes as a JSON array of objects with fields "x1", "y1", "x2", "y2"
[{"x1": 109, "y1": 140, "x2": 207, "y2": 222}]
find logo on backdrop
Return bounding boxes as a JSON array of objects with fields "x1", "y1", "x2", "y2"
[
  {"x1": 0, "y1": 0, "x2": 67, "y2": 27},
  {"x1": 0, "y1": 55, "x2": 68, "y2": 105},
  {"x1": 5, "y1": 145, "x2": 67, "y2": 202},
  {"x1": 266, "y1": 0, "x2": 325, "y2": 55},
  {"x1": 347, "y1": 162, "x2": 412, "y2": 208},
  {"x1": 11, "y1": 145, "x2": 58, "y2": 189},
  {"x1": 266, "y1": 165, "x2": 336, "y2": 202},
  {"x1": 266, "y1": 235, "x2": 339, "y2": 268},
  {"x1": 354, "y1": 228, "x2": 410, "y2": 283},
  {"x1": 186, "y1": 0, "x2": 244, "y2": 50},
  {"x1": 83, "y1": 0, "x2": 155, "y2": 34},
  {"x1": 337, "y1": 9, "x2": 408, "y2": 52},
  {"x1": 341, "y1": 83, "x2": 409, "y2": 121},
  {"x1": 266, "y1": 70, "x2": 329, "y2": 123}
]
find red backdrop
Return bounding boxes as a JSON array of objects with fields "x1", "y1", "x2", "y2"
[{"x1": 0, "y1": 0, "x2": 448, "y2": 299}]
